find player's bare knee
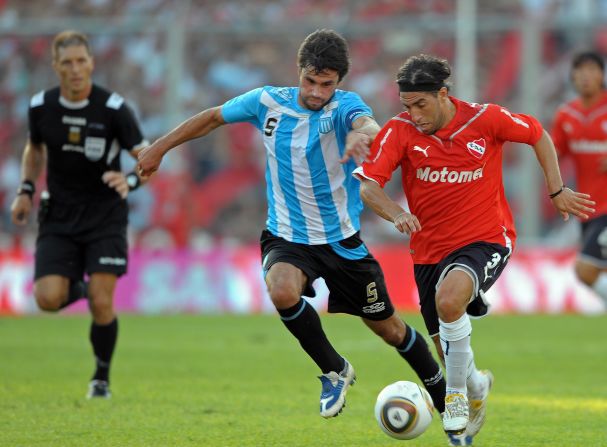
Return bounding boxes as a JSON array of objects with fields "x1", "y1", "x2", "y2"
[
  {"x1": 436, "y1": 270, "x2": 473, "y2": 320},
  {"x1": 374, "y1": 318, "x2": 406, "y2": 347},
  {"x1": 383, "y1": 326, "x2": 405, "y2": 346},
  {"x1": 436, "y1": 295, "x2": 466, "y2": 323},
  {"x1": 268, "y1": 284, "x2": 300, "y2": 309},
  {"x1": 574, "y1": 262, "x2": 598, "y2": 286},
  {"x1": 34, "y1": 289, "x2": 64, "y2": 311},
  {"x1": 88, "y1": 290, "x2": 114, "y2": 319}
]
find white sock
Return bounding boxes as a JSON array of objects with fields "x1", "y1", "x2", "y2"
[
  {"x1": 592, "y1": 273, "x2": 607, "y2": 302},
  {"x1": 466, "y1": 350, "x2": 484, "y2": 398},
  {"x1": 439, "y1": 313, "x2": 472, "y2": 395}
]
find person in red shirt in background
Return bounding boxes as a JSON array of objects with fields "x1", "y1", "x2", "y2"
[
  {"x1": 551, "y1": 51, "x2": 607, "y2": 304},
  {"x1": 354, "y1": 54, "x2": 595, "y2": 446}
]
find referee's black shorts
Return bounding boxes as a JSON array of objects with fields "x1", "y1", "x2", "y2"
[
  {"x1": 260, "y1": 229, "x2": 395, "y2": 321},
  {"x1": 35, "y1": 198, "x2": 128, "y2": 281}
]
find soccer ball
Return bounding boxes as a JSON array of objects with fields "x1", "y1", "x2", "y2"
[{"x1": 374, "y1": 381, "x2": 434, "y2": 440}]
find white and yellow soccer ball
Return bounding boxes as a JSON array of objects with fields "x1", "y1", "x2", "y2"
[{"x1": 374, "y1": 380, "x2": 434, "y2": 440}]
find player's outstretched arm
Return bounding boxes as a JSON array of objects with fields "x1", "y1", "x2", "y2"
[
  {"x1": 532, "y1": 130, "x2": 596, "y2": 221},
  {"x1": 137, "y1": 106, "x2": 226, "y2": 176},
  {"x1": 359, "y1": 177, "x2": 421, "y2": 235},
  {"x1": 11, "y1": 140, "x2": 45, "y2": 226},
  {"x1": 341, "y1": 116, "x2": 381, "y2": 165}
]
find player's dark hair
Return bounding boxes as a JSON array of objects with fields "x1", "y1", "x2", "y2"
[
  {"x1": 297, "y1": 29, "x2": 350, "y2": 82},
  {"x1": 571, "y1": 51, "x2": 604, "y2": 72},
  {"x1": 396, "y1": 54, "x2": 452, "y2": 93},
  {"x1": 52, "y1": 30, "x2": 91, "y2": 61}
]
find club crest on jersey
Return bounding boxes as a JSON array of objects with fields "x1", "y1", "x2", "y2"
[
  {"x1": 319, "y1": 117, "x2": 334, "y2": 134},
  {"x1": 466, "y1": 138, "x2": 486, "y2": 159}
]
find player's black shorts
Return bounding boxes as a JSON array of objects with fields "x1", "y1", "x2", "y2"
[
  {"x1": 413, "y1": 241, "x2": 511, "y2": 336},
  {"x1": 34, "y1": 197, "x2": 128, "y2": 280},
  {"x1": 260, "y1": 229, "x2": 395, "y2": 321},
  {"x1": 579, "y1": 214, "x2": 607, "y2": 268}
]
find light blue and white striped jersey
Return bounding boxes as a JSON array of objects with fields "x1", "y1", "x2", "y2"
[{"x1": 221, "y1": 86, "x2": 373, "y2": 245}]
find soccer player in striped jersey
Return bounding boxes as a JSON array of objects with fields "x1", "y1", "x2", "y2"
[
  {"x1": 138, "y1": 29, "x2": 447, "y2": 419},
  {"x1": 551, "y1": 51, "x2": 607, "y2": 304},
  {"x1": 355, "y1": 54, "x2": 595, "y2": 445}
]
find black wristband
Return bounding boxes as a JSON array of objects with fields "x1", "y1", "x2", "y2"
[
  {"x1": 126, "y1": 172, "x2": 141, "y2": 191},
  {"x1": 17, "y1": 180, "x2": 35, "y2": 198},
  {"x1": 549, "y1": 185, "x2": 565, "y2": 199}
]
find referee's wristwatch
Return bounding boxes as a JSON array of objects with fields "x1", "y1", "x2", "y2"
[
  {"x1": 17, "y1": 180, "x2": 35, "y2": 199},
  {"x1": 126, "y1": 172, "x2": 141, "y2": 191}
]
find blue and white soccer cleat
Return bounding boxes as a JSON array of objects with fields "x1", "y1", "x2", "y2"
[
  {"x1": 447, "y1": 432, "x2": 474, "y2": 446},
  {"x1": 318, "y1": 359, "x2": 356, "y2": 418}
]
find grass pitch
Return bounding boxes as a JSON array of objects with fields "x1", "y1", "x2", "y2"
[{"x1": 1, "y1": 313, "x2": 606, "y2": 446}]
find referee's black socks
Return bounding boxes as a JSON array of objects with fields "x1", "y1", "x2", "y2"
[
  {"x1": 396, "y1": 324, "x2": 446, "y2": 414},
  {"x1": 90, "y1": 318, "x2": 118, "y2": 383},
  {"x1": 277, "y1": 299, "x2": 344, "y2": 374}
]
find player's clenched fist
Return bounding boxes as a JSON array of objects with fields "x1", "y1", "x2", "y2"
[
  {"x1": 393, "y1": 211, "x2": 421, "y2": 235},
  {"x1": 11, "y1": 195, "x2": 32, "y2": 226},
  {"x1": 136, "y1": 144, "x2": 163, "y2": 177}
]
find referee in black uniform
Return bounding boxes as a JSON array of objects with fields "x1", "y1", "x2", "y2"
[{"x1": 10, "y1": 30, "x2": 148, "y2": 399}]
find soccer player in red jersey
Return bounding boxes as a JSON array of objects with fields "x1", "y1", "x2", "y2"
[
  {"x1": 551, "y1": 51, "x2": 607, "y2": 304},
  {"x1": 354, "y1": 54, "x2": 595, "y2": 445}
]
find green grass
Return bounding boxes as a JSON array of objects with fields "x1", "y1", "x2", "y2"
[{"x1": 1, "y1": 313, "x2": 606, "y2": 446}]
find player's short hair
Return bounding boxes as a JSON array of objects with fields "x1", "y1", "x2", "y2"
[
  {"x1": 297, "y1": 29, "x2": 350, "y2": 82},
  {"x1": 571, "y1": 51, "x2": 604, "y2": 72},
  {"x1": 52, "y1": 30, "x2": 91, "y2": 61},
  {"x1": 396, "y1": 54, "x2": 452, "y2": 93}
]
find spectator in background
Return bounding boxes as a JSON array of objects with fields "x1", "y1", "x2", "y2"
[
  {"x1": 10, "y1": 30, "x2": 148, "y2": 399},
  {"x1": 551, "y1": 51, "x2": 607, "y2": 303}
]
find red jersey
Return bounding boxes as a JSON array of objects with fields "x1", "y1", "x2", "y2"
[
  {"x1": 357, "y1": 97, "x2": 543, "y2": 264},
  {"x1": 551, "y1": 90, "x2": 607, "y2": 215}
]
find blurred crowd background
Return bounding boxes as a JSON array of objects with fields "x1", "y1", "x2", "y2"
[{"x1": 1, "y1": 0, "x2": 607, "y2": 251}]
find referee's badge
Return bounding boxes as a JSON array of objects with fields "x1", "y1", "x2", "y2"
[
  {"x1": 84, "y1": 137, "x2": 106, "y2": 161},
  {"x1": 68, "y1": 126, "x2": 81, "y2": 144},
  {"x1": 319, "y1": 117, "x2": 334, "y2": 134}
]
